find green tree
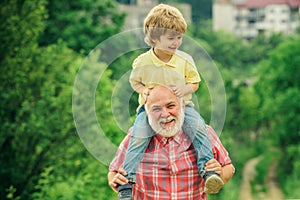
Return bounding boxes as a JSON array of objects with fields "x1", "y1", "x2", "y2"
[
  {"x1": 1, "y1": 41, "x2": 83, "y2": 199},
  {"x1": 0, "y1": 3, "x2": 127, "y2": 199},
  {"x1": 1, "y1": 0, "x2": 127, "y2": 199},
  {"x1": 0, "y1": 0, "x2": 47, "y2": 197},
  {"x1": 28, "y1": 49, "x2": 119, "y2": 199},
  {"x1": 39, "y1": 0, "x2": 126, "y2": 54},
  {"x1": 254, "y1": 36, "x2": 300, "y2": 198}
]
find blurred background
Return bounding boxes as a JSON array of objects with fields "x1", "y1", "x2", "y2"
[{"x1": 1, "y1": 0, "x2": 300, "y2": 199}]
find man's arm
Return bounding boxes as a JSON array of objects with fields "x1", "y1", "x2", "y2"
[
  {"x1": 206, "y1": 125, "x2": 235, "y2": 184},
  {"x1": 108, "y1": 129, "x2": 133, "y2": 192},
  {"x1": 220, "y1": 164, "x2": 235, "y2": 184}
]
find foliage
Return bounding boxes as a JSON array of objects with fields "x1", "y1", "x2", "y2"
[
  {"x1": 254, "y1": 37, "x2": 300, "y2": 197},
  {"x1": 39, "y1": 0, "x2": 126, "y2": 55},
  {"x1": 6, "y1": 186, "x2": 20, "y2": 200},
  {"x1": 0, "y1": 39, "x2": 82, "y2": 198},
  {"x1": 254, "y1": 151, "x2": 278, "y2": 192},
  {"x1": 0, "y1": 0, "x2": 47, "y2": 198},
  {"x1": 0, "y1": 0, "x2": 46, "y2": 60},
  {"x1": 189, "y1": 19, "x2": 298, "y2": 200},
  {"x1": 30, "y1": 156, "x2": 116, "y2": 200},
  {"x1": 189, "y1": 22, "x2": 249, "y2": 69},
  {"x1": 283, "y1": 173, "x2": 300, "y2": 199},
  {"x1": 189, "y1": 21, "x2": 285, "y2": 73}
]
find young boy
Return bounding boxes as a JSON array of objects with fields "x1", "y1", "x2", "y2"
[{"x1": 117, "y1": 4, "x2": 224, "y2": 199}]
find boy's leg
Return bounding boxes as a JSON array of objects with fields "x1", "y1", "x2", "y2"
[
  {"x1": 183, "y1": 106, "x2": 213, "y2": 175},
  {"x1": 183, "y1": 106, "x2": 224, "y2": 194},
  {"x1": 118, "y1": 107, "x2": 153, "y2": 200},
  {"x1": 122, "y1": 108, "x2": 153, "y2": 183}
]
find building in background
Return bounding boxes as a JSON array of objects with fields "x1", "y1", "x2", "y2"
[
  {"x1": 213, "y1": 0, "x2": 300, "y2": 39},
  {"x1": 118, "y1": 0, "x2": 192, "y2": 30}
]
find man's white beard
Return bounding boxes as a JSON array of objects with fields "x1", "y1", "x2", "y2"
[{"x1": 148, "y1": 107, "x2": 185, "y2": 138}]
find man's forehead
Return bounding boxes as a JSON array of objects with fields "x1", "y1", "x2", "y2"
[
  {"x1": 150, "y1": 99, "x2": 177, "y2": 108},
  {"x1": 147, "y1": 86, "x2": 177, "y2": 105},
  {"x1": 149, "y1": 87, "x2": 174, "y2": 97}
]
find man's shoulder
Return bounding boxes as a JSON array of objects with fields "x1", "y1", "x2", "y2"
[
  {"x1": 206, "y1": 125, "x2": 221, "y2": 142},
  {"x1": 118, "y1": 127, "x2": 134, "y2": 147}
]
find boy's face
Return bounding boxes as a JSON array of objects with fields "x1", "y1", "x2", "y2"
[{"x1": 153, "y1": 31, "x2": 183, "y2": 55}]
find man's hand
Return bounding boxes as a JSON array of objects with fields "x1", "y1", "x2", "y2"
[
  {"x1": 205, "y1": 159, "x2": 235, "y2": 184},
  {"x1": 205, "y1": 159, "x2": 222, "y2": 177},
  {"x1": 108, "y1": 168, "x2": 128, "y2": 192}
]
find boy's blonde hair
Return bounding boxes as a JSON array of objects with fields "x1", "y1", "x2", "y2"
[{"x1": 143, "y1": 4, "x2": 187, "y2": 46}]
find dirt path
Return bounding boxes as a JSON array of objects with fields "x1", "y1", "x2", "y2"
[
  {"x1": 239, "y1": 156, "x2": 284, "y2": 200},
  {"x1": 239, "y1": 156, "x2": 262, "y2": 200},
  {"x1": 266, "y1": 161, "x2": 284, "y2": 200}
]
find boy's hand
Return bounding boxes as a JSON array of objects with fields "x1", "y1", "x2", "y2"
[
  {"x1": 142, "y1": 87, "x2": 153, "y2": 102},
  {"x1": 170, "y1": 84, "x2": 193, "y2": 97}
]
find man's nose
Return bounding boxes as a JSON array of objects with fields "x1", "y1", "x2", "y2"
[{"x1": 160, "y1": 107, "x2": 169, "y2": 117}]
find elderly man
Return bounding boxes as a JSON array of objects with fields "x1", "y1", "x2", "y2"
[{"x1": 108, "y1": 85, "x2": 234, "y2": 200}]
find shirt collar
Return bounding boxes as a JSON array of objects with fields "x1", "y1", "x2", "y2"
[
  {"x1": 156, "y1": 130, "x2": 187, "y2": 146},
  {"x1": 150, "y1": 48, "x2": 177, "y2": 68}
]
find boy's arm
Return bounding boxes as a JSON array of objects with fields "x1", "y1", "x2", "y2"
[
  {"x1": 131, "y1": 81, "x2": 146, "y2": 94},
  {"x1": 130, "y1": 82, "x2": 153, "y2": 102},
  {"x1": 129, "y1": 63, "x2": 153, "y2": 102},
  {"x1": 188, "y1": 82, "x2": 199, "y2": 92}
]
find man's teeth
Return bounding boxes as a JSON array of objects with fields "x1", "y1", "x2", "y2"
[{"x1": 161, "y1": 119, "x2": 174, "y2": 124}]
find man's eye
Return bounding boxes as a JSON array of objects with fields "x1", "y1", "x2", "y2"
[
  {"x1": 152, "y1": 108, "x2": 161, "y2": 112},
  {"x1": 168, "y1": 105, "x2": 175, "y2": 109}
]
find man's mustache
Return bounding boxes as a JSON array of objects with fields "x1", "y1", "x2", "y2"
[{"x1": 159, "y1": 116, "x2": 176, "y2": 124}]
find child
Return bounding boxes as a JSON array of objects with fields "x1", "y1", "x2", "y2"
[{"x1": 117, "y1": 4, "x2": 224, "y2": 199}]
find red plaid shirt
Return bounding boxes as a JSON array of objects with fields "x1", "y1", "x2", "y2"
[{"x1": 109, "y1": 125, "x2": 233, "y2": 200}]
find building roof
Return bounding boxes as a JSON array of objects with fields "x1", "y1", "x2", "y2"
[{"x1": 235, "y1": 0, "x2": 300, "y2": 8}]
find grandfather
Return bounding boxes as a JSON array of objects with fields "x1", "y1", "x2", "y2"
[{"x1": 108, "y1": 85, "x2": 234, "y2": 200}]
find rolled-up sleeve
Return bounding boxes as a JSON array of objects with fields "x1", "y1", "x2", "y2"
[
  {"x1": 109, "y1": 129, "x2": 132, "y2": 172},
  {"x1": 206, "y1": 125, "x2": 233, "y2": 167}
]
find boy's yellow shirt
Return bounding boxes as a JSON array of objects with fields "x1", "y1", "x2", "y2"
[{"x1": 130, "y1": 48, "x2": 201, "y2": 106}]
